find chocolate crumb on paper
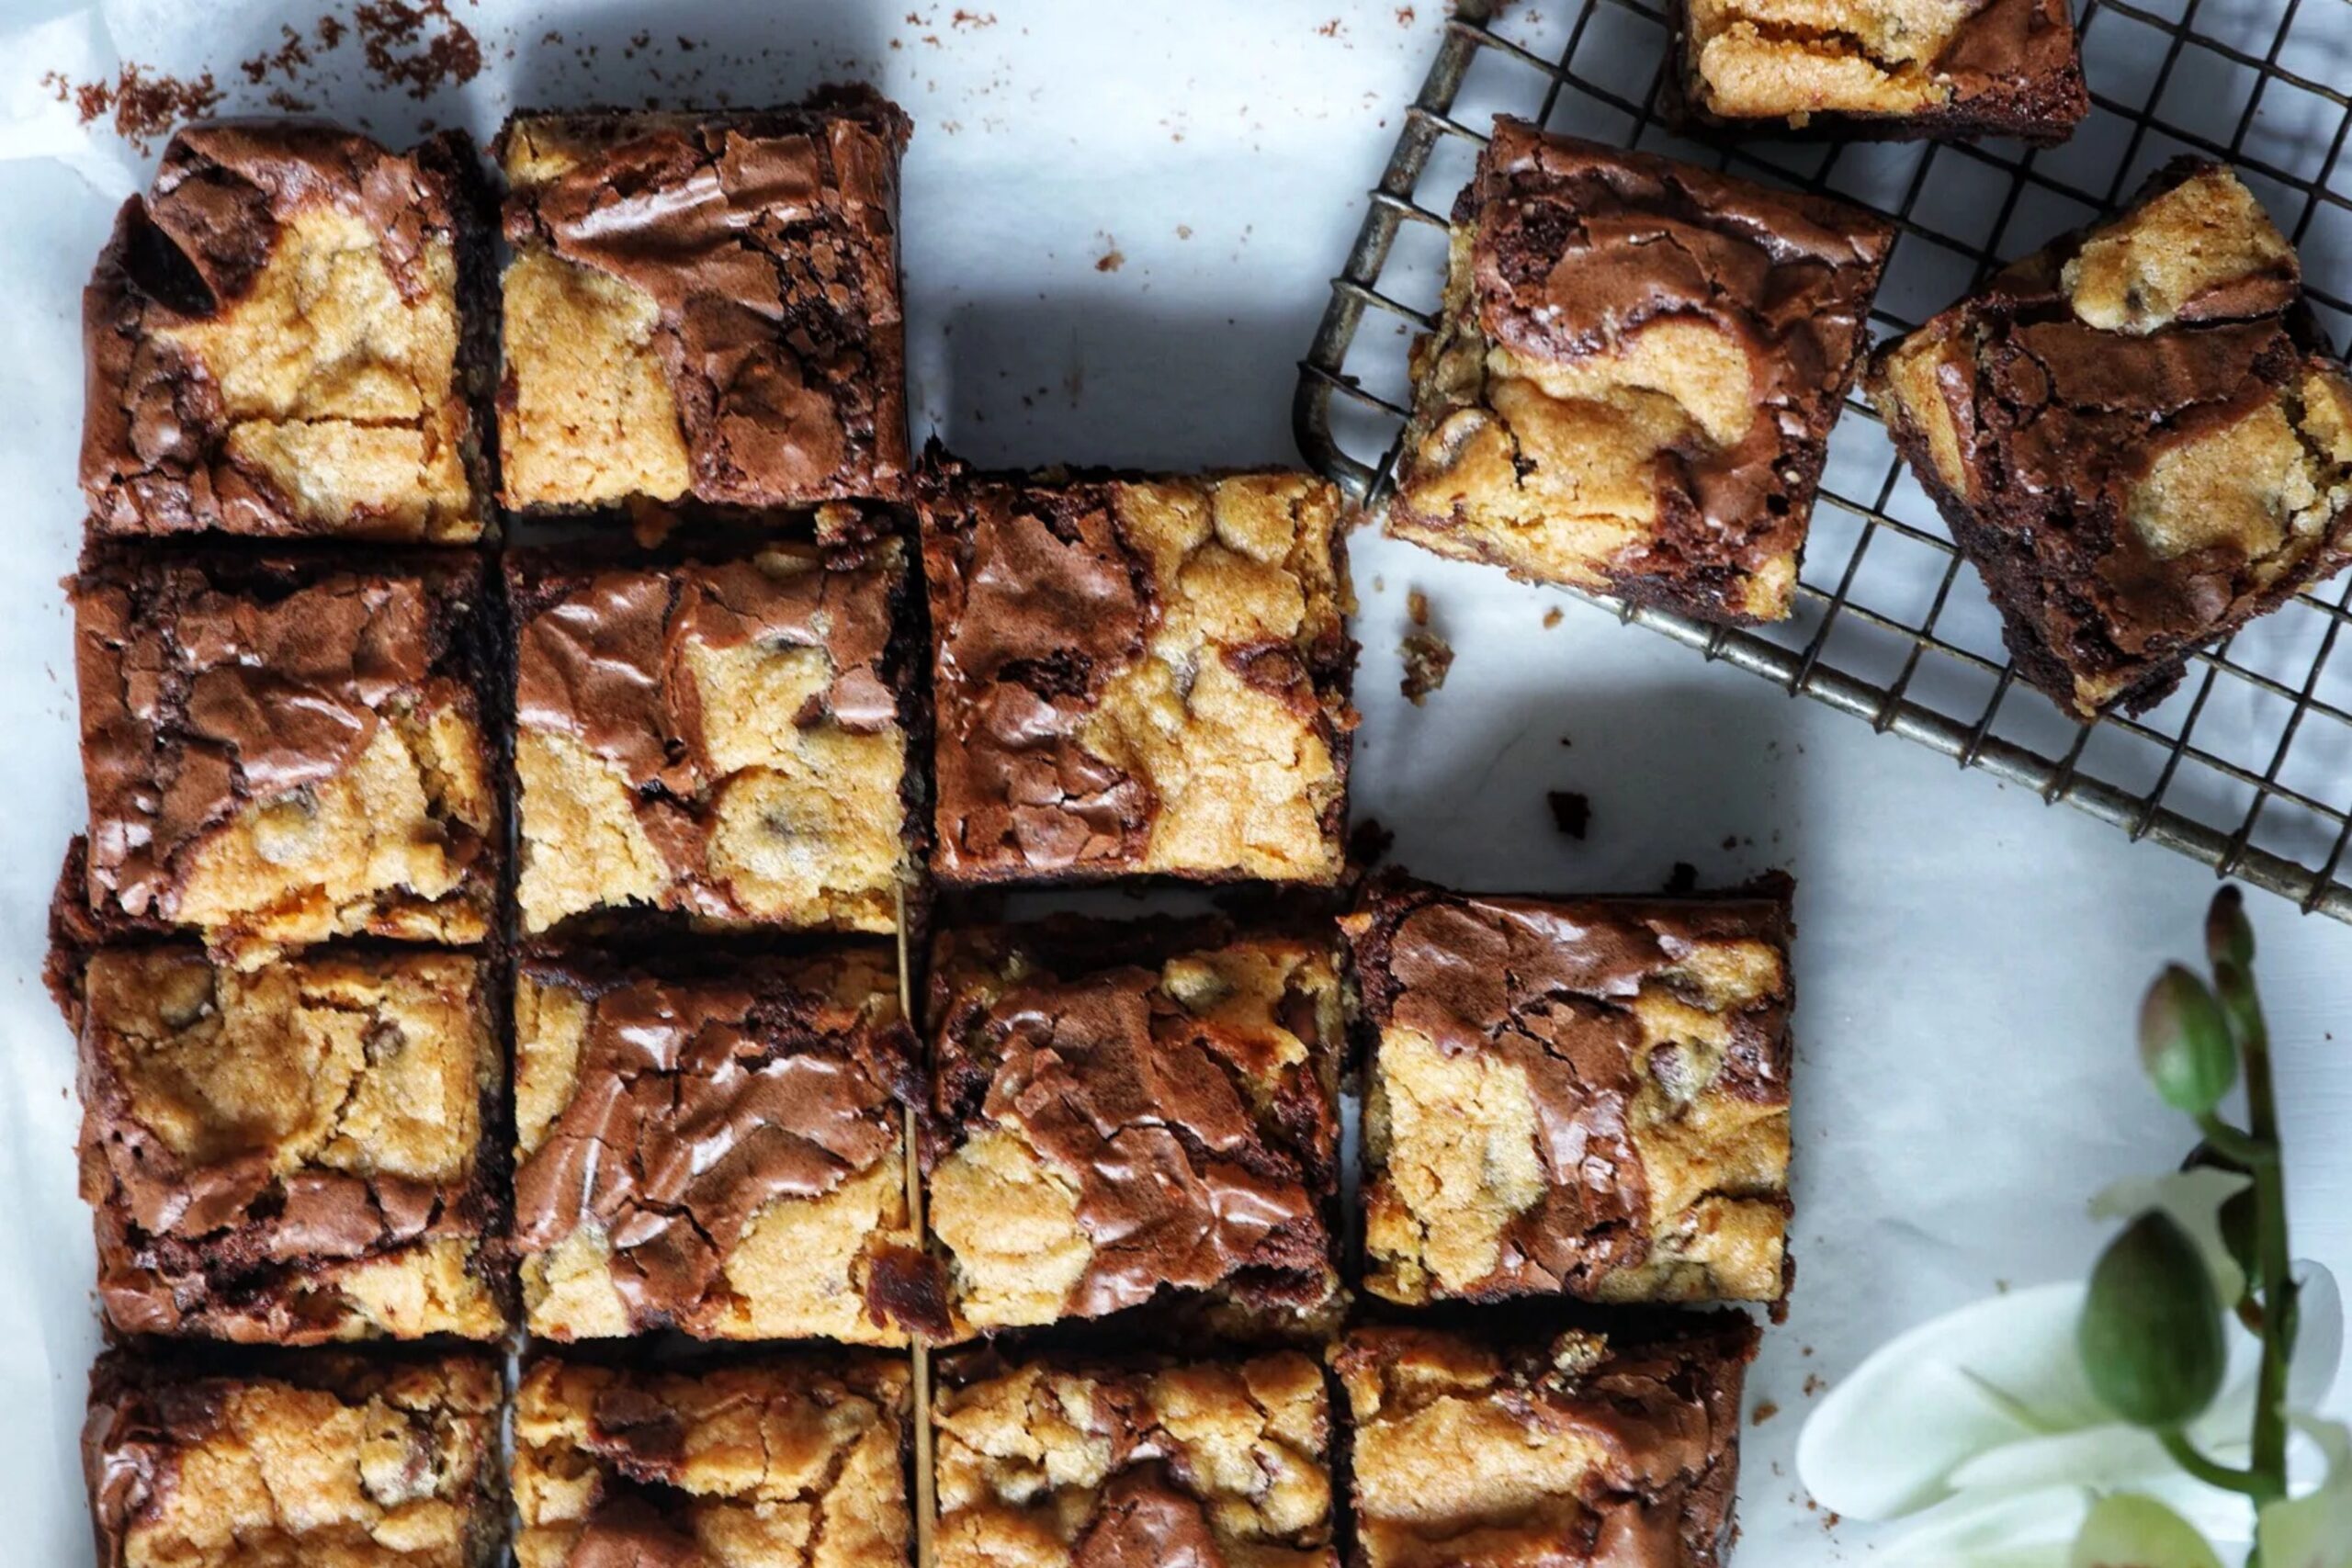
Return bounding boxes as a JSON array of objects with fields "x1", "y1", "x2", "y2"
[
  {"x1": 354, "y1": 0, "x2": 483, "y2": 98},
  {"x1": 1546, "y1": 790, "x2": 1590, "y2": 840},
  {"x1": 42, "y1": 64, "x2": 221, "y2": 152},
  {"x1": 1399, "y1": 631, "x2": 1453, "y2": 705}
]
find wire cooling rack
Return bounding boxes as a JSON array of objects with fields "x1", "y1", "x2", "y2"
[{"x1": 1296, "y1": 0, "x2": 2352, "y2": 919}]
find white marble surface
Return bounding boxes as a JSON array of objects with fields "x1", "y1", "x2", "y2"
[{"x1": 0, "y1": 1, "x2": 2345, "y2": 1562}]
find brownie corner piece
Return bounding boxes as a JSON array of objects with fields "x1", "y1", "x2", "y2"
[
  {"x1": 87, "y1": 1347, "x2": 504, "y2": 1568},
  {"x1": 1869, "y1": 160, "x2": 2352, "y2": 718},
  {"x1": 1347, "y1": 877, "x2": 1793, "y2": 1307},
  {"x1": 511, "y1": 944, "x2": 920, "y2": 1343},
  {"x1": 920, "y1": 463, "x2": 1353, "y2": 886},
  {"x1": 496, "y1": 91, "x2": 912, "y2": 513},
  {"x1": 1388, "y1": 119, "x2": 1893, "y2": 626},
  {"x1": 514, "y1": 1351, "x2": 910, "y2": 1568},
  {"x1": 923, "y1": 918, "x2": 1344, "y2": 1335},
  {"x1": 935, "y1": 1348, "x2": 1335, "y2": 1568},
  {"x1": 81, "y1": 120, "x2": 492, "y2": 543},
  {"x1": 509, "y1": 535, "x2": 918, "y2": 937},
  {"x1": 77, "y1": 942, "x2": 508, "y2": 1343},
  {"x1": 73, "y1": 547, "x2": 501, "y2": 967},
  {"x1": 1337, "y1": 1315, "x2": 1758, "y2": 1568},
  {"x1": 1674, "y1": 0, "x2": 2086, "y2": 141}
]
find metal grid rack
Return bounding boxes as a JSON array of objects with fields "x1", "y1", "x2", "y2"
[{"x1": 1295, "y1": 0, "x2": 2352, "y2": 919}]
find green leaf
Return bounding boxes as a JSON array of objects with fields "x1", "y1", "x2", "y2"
[
  {"x1": 2068, "y1": 1495, "x2": 2225, "y2": 1568},
  {"x1": 2138, "y1": 967, "x2": 2237, "y2": 1116},
  {"x1": 2256, "y1": 1418, "x2": 2352, "y2": 1568},
  {"x1": 2079, "y1": 1213, "x2": 2227, "y2": 1428}
]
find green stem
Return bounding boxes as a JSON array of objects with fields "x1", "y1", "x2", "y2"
[
  {"x1": 2159, "y1": 1427, "x2": 2265, "y2": 1496},
  {"x1": 2196, "y1": 1116, "x2": 2278, "y2": 1170},
  {"x1": 2222, "y1": 957, "x2": 2294, "y2": 1513}
]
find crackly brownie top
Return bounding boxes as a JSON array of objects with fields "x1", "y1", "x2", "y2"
[
  {"x1": 921, "y1": 465, "x2": 1351, "y2": 884},
  {"x1": 83, "y1": 121, "x2": 483, "y2": 542},
  {"x1": 1395, "y1": 121, "x2": 1892, "y2": 622},
  {"x1": 925, "y1": 921, "x2": 1342, "y2": 1330},
  {"x1": 74, "y1": 549, "x2": 493, "y2": 949},
  {"x1": 1336, "y1": 1320, "x2": 1756, "y2": 1568},
  {"x1": 1683, "y1": 0, "x2": 2086, "y2": 132},
  {"x1": 78, "y1": 945, "x2": 503, "y2": 1343},
  {"x1": 513, "y1": 1355, "x2": 910, "y2": 1568},
  {"x1": 509, "y1": 540, "x2": 910, "y2": 933},
  {"x1": 1349, "y1": 879, "x2": 1793, "y2": 1305},
  {"x1": 1872, "y1": 161, "x2": 2352, "y2": 715},
  {"x1": 512, "y1": 949, "x2": 921, "y2": 1340},
  {"x1": 499, "y1": 91, "x2": 910, "y2": 507},
  {"x1": 934, "y1": 1351, "x2": 1335, "y2": 1568},
  {"x1": 86, "y1": 1348, "x2": 501, "y2": 1568}
]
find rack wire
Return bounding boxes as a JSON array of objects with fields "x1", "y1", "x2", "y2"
[{"x1": 1296, "y1": 0, "x2": 2352, "y2": 920}]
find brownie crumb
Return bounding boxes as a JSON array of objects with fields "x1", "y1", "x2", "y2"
[
  {"x1": 1543, "y1": 606, "x2": 1563, "y2": 628},
  {"x1": 1751, "y1": 1401, "x2": 1780, "y2": 1426},
  {"x1": 1407, "y1": 588, "x2": 1431, "y2": 626},
  {"x1": 1666, "y1": 861, "x2": 1700, "y2": 894},
  {"x1": 354, "y1": 0, "x2": 482, "y2": 98},
  {"x1": 43, "y1": 63, "x2": 222, "y2": 151},
  {"x1": 241, "y1": 26, "x2": 312, "y2": 85},
  {"x1": 1546, "y1": 791, "x2": 1590, "y2": 840},
  {"x1": 1095, "y1": 244, "x2": 1125, "y2": 273},
  {"x1": 1348, "y1": 818, "x2": 1396, "y2": 869},
  {"x1": 1396, "y1": 6, "x2": 1419, "y2": 23},
  {"x1": 1399, "y1": 631, "x2": 1453, "y2": 705}
]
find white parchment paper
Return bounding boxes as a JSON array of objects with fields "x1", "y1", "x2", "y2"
[{"x1": 0, "y1": 2, "x2": 2346, "y2": 1562}]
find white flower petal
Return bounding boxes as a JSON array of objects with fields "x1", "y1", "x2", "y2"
[
  {"x1": 1798, "y1": 1283, "x2": 2107, "y2": 1519},
  {"x1": 2090, "y1": 1168, "x2": 2252, "y2": 1305},
  {"x1": 1951, "y1": 1426, "x2": 2190, "y2": 1493},
  {"x1": 1878, "y1": 1487, "x2": 2090, "y2": 1568},
  {"x1": 2257, "y1": 1418, "x2": 2352, "y2": 1568},
  {"x1": 2286, "y1": 1264, "x2": 2344, "y2": 1416},
  {"x1": 2069, "y1": 1495, "x2": 2226, "y2": 1568}
]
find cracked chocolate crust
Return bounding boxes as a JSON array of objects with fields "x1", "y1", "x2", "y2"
[
  {"x1": 1336, "y1": 1315, "x2": 1758, "y2": 1568},
  {"x1": 73, "y1": 545, "x2": 503, "y2": 968},
  {"x1": 1868, "y1": 159, "x2": 2352, "y2": 718},
  {"x1": 511, "y1": 946, "x2": 930, "y2": 1343},
  {"x1": 77, "y1": 943, "x2": 511, "y2": 1344},
  {"x1": 496, "y1": 88, "x2": 912, "y2": 513},
  {"x1": 1388, "y1": 120, "x2": 1893, "y2": 626},
  {"x1": 922, "y1": 917, "x2": 1345, "y2": 1337},
  {"x1": 82, "y1": 121, "x2": 495, "y2": 543},
  {"x1": 1669, "y1": 0, "x2": 2087, "y2": 143},
  {"x1": 1345, "y1": 874, "x2": 1794, "y2": 1308},
  {"x1": 513, "y1": 1352, "x2": 911, "y2": 1568},
  {"x1": 505, "y1": 531, "x2": 921, "y2": 937},
  {"x1": 919, "y1": 450, "x2": 1356, "y2": 886},
  {"x1": 933, "y1": 1347, "x2": 1338, "y2": 1568},
  {"x1": 86, "y1": 1346, "x2": 504, "y2": 1568}
]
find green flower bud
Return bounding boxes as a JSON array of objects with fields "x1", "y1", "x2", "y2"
[
  {"x1": 2206, "y1": 886, "x2": 2255, "y2": 972},
  {"x1": 2080, "y1": 1211, "x2": 2227, "y2": 1428},
  {"x1": 2139, "y1": 966, "x2": 2237, "y2": 1116}
]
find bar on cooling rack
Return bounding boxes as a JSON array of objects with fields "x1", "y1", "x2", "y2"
[
  {"x1": 1871, "y1": 160, "x2": 2352, "y2": 718},
  {"x1": 1385, "y1": 118, "x2": 1894, "y2": 626}
]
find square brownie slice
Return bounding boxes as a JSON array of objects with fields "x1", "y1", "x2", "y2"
[
  {"x1": 935, "y1": 1350, "x2": 1335, "y2": 1568},
  {"x1": 1871, "y1": 161, "x2": 2352, "y2": 717},
  {"x1": 82, "y1": 122, "x2": 492, "y2": 543},
  {"x1": 497, "y1": 90, "x2": 911, "y2": 512},
  {"x1": 1674, "y1": 0, "x2": 2087, "y2": 142},
  {"x1": 74, "y1": 547, "x2": 500, "y2": 968},
  {"x1": 925, "y1": 919, "x2": 1343, "y2": 1335},
  {"x1": 1345, "y1": 878, "x2": 1793, "y2": 1307},
  {"x1": 77, "y1": 944, "x2": 506, "y2": 1343},
  {"x1": 514, "y1": 1354, "x2": 910, "y2": 1568},
  {"x1": 921, "y1": 462, "x2": 1353, "y2": 885},
  {"x1": 1388, "y1": 119, "x2": 1894, "y2": 625},
  {"x1": 509, "y1": 536, "x2": 917, "y2": 937},
  {"x1": 86, "y1": 1348, "x2": 504, "y2": 1568},
  {"x1": 1337, "y1": 1317, "x2": 1758, "y2": 1568},
  {"x1": 513, "y1": 946, "x2": 926, "y2": 1343}
]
